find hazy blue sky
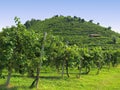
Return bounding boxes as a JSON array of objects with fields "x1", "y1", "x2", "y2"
[{"x1": 0, "y1": 0, "x2": 120, "y2": 33}]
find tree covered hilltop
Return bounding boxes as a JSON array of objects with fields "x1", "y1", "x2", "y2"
[{"x1": 25, "y1": 15, "x2": 120, "y2": 48}]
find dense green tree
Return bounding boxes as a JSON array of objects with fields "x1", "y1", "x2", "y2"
[
  {"x1": 0, "y1": 17, "x2": 41, "y2": 87},
  {"x1": 45, "y1": 36, "x2": 65, "y2": 73},
  {"x1": 79, "y1": 48, "x2": 93, "y2": 75},
  {"x1": 92, "y1": 47, "x2": 104, "y2": 74},
  {"x1": 108, "y1": 26, "x2": 112, "y2": 30},
  {"x1": 89, "y1": 20, "x2": 93, "y2": 23},
  {"x1": 97, "y1": 22, "x2": 100, "y2": 25},
  {"x1": 0, "y1": 17, "x2": 27, "y2": 86},
  {"x1": 61, "y1": 45, "x2": 80, "y2": 78},
  {"x1": 30, "y1": 32, "x2": 47, "y2": 89},
  {"x1": 103, "y1": 50, "x2": 112, "y2": 69}
]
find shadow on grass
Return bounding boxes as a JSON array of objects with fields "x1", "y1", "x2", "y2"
[
  {"x1": 40, "y1": 76, "x2": 61, "y2": 80},
  {"x1": 0, "y1": 84, "x2": 18, "y2": 90},
  {"x1": 0, "y1": 84, "x2": 29, "y2": 90}
]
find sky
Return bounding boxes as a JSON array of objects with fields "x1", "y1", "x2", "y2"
[{"x1": 0, "y1": 0, "x2": 120, "y2": 33}]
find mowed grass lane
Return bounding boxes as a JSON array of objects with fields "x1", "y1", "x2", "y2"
[{"x1": 0, "y1": 66, "x2": 120, "y2": 90}]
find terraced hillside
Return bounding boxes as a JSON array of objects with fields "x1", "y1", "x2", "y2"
[{"x1": 24, "y1": 15, "x2": 120, "y2": 48}]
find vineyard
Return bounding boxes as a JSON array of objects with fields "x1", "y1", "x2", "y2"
[{"x1": 0, "y1": 17, "x2": 120, "y2": 89}]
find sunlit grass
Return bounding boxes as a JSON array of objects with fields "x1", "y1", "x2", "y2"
[{"x1": 0, "y1": 66, "x2": 120, "y2": 90}]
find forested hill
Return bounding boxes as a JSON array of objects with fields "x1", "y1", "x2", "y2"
[{"x1": 24, "y1": 15, "x2": 120, "y2": 47}]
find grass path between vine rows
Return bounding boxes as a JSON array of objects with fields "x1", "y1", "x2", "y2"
[{"x1": 0, "y1": 65, "x2": 120, "y2": 90}]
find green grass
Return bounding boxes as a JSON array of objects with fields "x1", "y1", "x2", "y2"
[{"x1": 0, "y1": 66, "x2": 120, "y2": 90}]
